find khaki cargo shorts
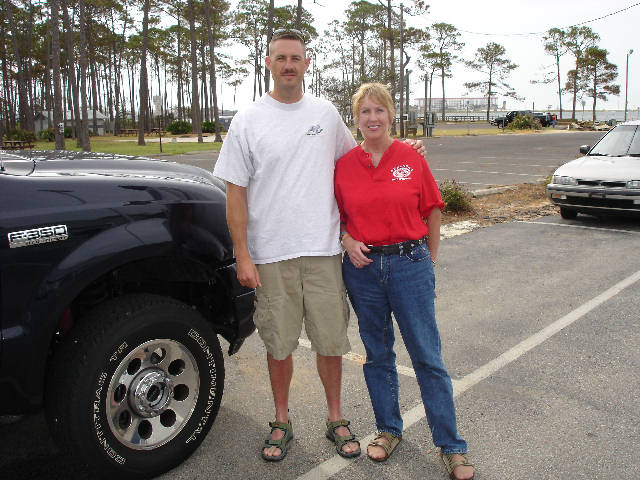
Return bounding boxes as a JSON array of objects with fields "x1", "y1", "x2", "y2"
[{"x1": 254, "y1": 254, "x2": 351, "y2": 360}]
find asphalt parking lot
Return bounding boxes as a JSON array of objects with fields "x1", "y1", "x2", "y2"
[
  {"x1": 158, "y1": 130, "x2": 605, "y2": 190},
  {"x1": 2, "y1": 212, "x2": 638, "y2": 480}
]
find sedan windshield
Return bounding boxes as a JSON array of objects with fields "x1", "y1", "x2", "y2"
[{"x1": 590, "y1": 125, "x2": 640, "y2": 156}]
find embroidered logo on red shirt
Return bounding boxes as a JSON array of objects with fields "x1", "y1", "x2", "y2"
[{"x1": 391, "y1": 164, "x2": 413, "y2": 181}]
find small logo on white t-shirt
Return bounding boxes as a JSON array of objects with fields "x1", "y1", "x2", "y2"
[
  {"x1": 391, "y1": 164, "x2": 413, "y2": 181},
  {"x1": 306, "y1": 125, "x2": 324, "y2": 136}
]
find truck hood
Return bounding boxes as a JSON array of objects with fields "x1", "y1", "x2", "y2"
[
  {"x1": 39, "y1": 151, "x2": 221, "y2": 189},
  {"x1": 2, "y1": 150, "x2": 225, "y2": 192}
]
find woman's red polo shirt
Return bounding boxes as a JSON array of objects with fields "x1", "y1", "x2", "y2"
[{"x1": 334, "y1": 140, "x2": 444, "y2": 246}]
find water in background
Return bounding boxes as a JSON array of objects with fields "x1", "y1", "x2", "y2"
[{"x1": 550, "y1": 109, "x2": 640, "y2": 122}]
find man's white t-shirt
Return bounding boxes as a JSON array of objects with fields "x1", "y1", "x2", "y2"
[{"x1": 213, "y1": 93, "x2": 356, "y2": 264}]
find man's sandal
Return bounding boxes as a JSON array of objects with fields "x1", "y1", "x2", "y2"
[
  {"x1": 441, "y1": 451, "x2": 475, "y2": 480},
  {"x1": 325, "y1": 419, "x2": 361, "y2": 458},
  {"x1": 261, "y1": 420, "x2": 294, "y2": 462},
  {"x1": 366, "y1": 431, "x2": 401, "y2": 462}
]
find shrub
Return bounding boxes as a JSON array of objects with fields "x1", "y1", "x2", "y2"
[
  {"x1": 508, "y1": 114, "x2": 542, "y2": 131},
  {"x1": 38, "y1": 128, "x2": 56, "y2": 142},
  {"x1": 167, "y1": 120, "x2": 192, "y2": 135},
  {"x1": 202, "y1": 121, "x2": 226, "y2": 133},
  {"x1": 439, "y1": 179, "x2": 473, "y2": 213},
  {"x1": 6, "y1": 128, "x2": 37, "y2": 142},
  {"x1": 64, "y1": 126, "x2": 73, "y2": 138}
]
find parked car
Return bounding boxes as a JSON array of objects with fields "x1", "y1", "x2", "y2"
[
  {"x1": 0, "y1": 150, "x2": 255, "y2": 478},
  {"x1": 547, "y1": 120, "x2": 640, "y2": 219}
]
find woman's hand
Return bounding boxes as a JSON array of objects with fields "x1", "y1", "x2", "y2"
[{"x1": 343, "y1": 235, "x2": 373, "y2": 269}]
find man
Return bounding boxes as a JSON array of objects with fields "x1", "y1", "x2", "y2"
[{"x1": 213, "y1": 29, "x2": 423, "y2": 461}]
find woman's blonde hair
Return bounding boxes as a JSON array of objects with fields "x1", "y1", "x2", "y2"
[{"x1": 352, "y1": 82, "x2": 395, "y2": 124}]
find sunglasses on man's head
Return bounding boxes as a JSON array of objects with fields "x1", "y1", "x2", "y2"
[{"x1": 271, "y1": 28, "x2": 306, "y2": 43}]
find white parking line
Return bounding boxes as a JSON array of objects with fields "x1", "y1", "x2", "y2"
[
  {"x1": 296, "y1": 269, "x2": 640, "y2": 480},
  {"x1": 519, "y1": 221, "x2": 640, "y2": 235},
  {"x1": 433, "y1": 167, "x2": 544, "y2": 177}
]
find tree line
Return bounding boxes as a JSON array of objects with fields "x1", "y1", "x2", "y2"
[{"x1": 1, "y1": 0, "x2": 621, "y2": 151}]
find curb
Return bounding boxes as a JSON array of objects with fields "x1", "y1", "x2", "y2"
[{"x1": 471, "y1": 186, "x2": 517, "y2": 197}]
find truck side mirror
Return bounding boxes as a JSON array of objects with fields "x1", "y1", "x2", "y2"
[{"x1": 579, "y1": 145, "x2": 591, "y2": 155}]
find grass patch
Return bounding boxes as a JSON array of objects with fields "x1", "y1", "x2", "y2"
[{"x1": 34, "y1": 135, "x2": 222, "y2": 156}]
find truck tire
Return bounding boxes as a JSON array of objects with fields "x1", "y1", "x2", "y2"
[
  {"x1": 560, "y1": 207, "x2": 578, "y2": 220},
  {"x1": 45, "y1": 294, "x2": 224, "y2": 478}
]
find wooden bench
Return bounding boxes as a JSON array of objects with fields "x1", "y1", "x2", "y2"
[
  {"x1": 1, "y1": 140, "x2": 35, "y2": 150},
  {"x1": 406, "y1": 126, "x2": 418, "y2": 136}
]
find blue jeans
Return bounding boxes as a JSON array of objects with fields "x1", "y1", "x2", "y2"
[{"x1": 342, "y1": 243, "x2": 467, "y2": 454}]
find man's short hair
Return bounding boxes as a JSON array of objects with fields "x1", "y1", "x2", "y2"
[
  {"x1": 269, "y1": 28, "x2": 307, "y2": 53},
  {"x1": 352, "y1": 83, "x2": 395, "y2": 125}
]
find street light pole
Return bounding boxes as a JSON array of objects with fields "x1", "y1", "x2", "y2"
[{"x1": 625, "y1": 49, "x2": 633, "y2": 122}]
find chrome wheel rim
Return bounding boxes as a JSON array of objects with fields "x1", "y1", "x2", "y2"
[{"x1": 106, "y1": 339, "x2": 200, "y2": 450}]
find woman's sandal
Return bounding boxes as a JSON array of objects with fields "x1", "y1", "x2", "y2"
[
  {"x1": 261, "y1": 420, "x2": 294, "y2": 462},
  {"x1": 441, "y1": 451, "x2": 475, "y2": 480},
  {"x1": 366, "y1": 431, "x2": 401, "y2": 462},
  {"x1": 325, "y1": 419, "x2": 361, "y2": 458}
]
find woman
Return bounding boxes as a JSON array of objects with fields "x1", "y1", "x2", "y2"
[{"x1": 334, "y1": 83, "x2": 474, "y2": 480}]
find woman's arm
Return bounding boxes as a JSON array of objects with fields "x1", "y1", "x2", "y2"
[
  {"x1": 425, "y1": 208, "x2": 441, "y2": 263},
  {"x1": 340, "y1": 225, "x2": 372, "y2": 269}
]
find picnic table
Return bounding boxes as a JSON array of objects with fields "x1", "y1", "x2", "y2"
[
  {"x1": 151, "y1": 128, "x2": 167, "y2": 135},
  {"x1": 1, "y1": 139, "x2": 35, "y2": 150},
  {"x1": 119, "y1": 128, "x2": 138, "y2": 136}
]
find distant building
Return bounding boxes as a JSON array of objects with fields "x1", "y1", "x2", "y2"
[
  {"x1": 34, "y1": 110, "x2": 108, "y2": 136},
  {"x1": 414, "y1": 97, "x2": 498, "y2": 112}
]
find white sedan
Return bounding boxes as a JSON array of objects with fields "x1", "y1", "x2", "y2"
[{"x1": 547, "y1": 120, "x2": 640, "y2": 219}]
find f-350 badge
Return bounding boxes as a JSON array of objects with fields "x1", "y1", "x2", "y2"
[{"x1": 8, "y1": 225, "x2": 69, "y2": 248}]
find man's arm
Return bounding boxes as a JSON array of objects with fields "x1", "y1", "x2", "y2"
[{"x1": 226, "y1": 182, "x2": 261, "y2": 288}]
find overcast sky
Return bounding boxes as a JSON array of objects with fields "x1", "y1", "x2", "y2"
[{"x1": 221, "y1": 0, "x2": 638, "y2": 114}]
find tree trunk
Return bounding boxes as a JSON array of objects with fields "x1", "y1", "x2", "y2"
[
  {"x1": 203, "y1": 0, "x2": 223, "y2": 142},
  {"x1": 78, "y1": 0, "x2": 91, "y2": 150},
  {"x1": 51, "y1": 0, "x2": 65, "y2": 149},
  {"x1": 188, "y1": 0, "x2": 203, "y2": 142},
  {"x1": 62, "y1": 0, "x2": 81, "y2": 141},
  {"x1": 138, "y1": 0, "x2": 150, "y2": 146},
  {"x1": 296, "y1": 0, "x2": 302, "y2": 29},
  {"x1": 571, "y1": 59, "x2": 578, "y2": 120},
  {"x1": 592, "y1": 69, "x2": 597, "y2": 122},
  {"x1": 555, "y1": 52, "x2": 562, "y2": 119},
  {"x1": 24, "y1": 2, "x2": 35, "y2": 132},
  {"x1": 399, "y1": 5, "x2": 404, "y2": 137},
  {"x1": 200, "y1": 43, "x2": 209, "y2": 122},
  {"x1": 177, "y1": 18, "x2": 183, "y2": 122},
  {"x1": 45, "y1": 26, "x2": 52, "y2": 129},
  {"x1": 387, "y1": 0, "x2": 397, "y2": 135},
  {"x1": 90, "y1": 37, "x2": 99, "y2": 136},
  {"x1": 4, "y1": 0, "x2": 29, "y2": 131},
  {"x1": 1, "y1": 17, "x2": 12, "y2": 132},
  {"x1": 264, "y1": 0, "x2": 274, "y2": 92}
]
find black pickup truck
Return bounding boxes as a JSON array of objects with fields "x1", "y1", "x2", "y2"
[
  {"x1": 0, "y1": 150, "x2": 255, "y2": 478},
  {"x1": 492, "y1": 110, "x2": 556, "y2": 127}
]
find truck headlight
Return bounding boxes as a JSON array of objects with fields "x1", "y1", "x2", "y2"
[
  {"x1": 627, "y1": 180, "x2": 640, "y2": 188},
  {"x1": 553, "y1": 175, "x2": 578, "y2": 185}
]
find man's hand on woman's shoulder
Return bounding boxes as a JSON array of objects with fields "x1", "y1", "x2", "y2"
[{"x1": 404, "y1": 138, "x2": 427, "y2": 158}]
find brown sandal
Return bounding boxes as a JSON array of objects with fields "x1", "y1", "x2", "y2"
[
  {"x1": 441, "y1": 451, "x2": 475, "y2": 479},
  {"x1": 366, "y1": 431, "x2": 401, "y2": 462}
]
